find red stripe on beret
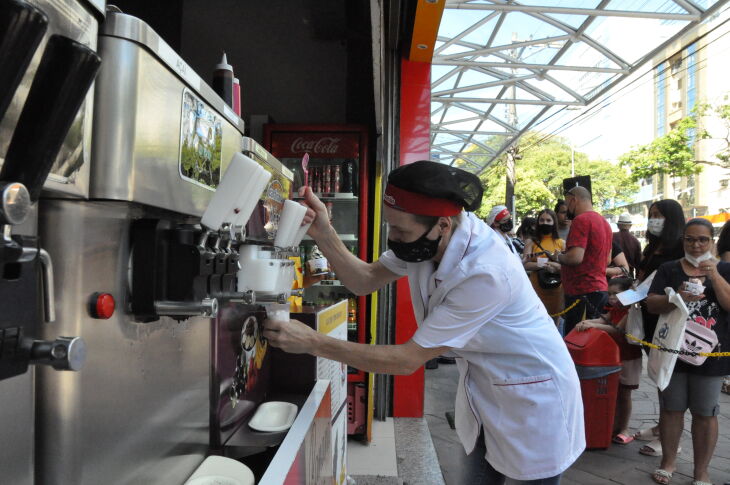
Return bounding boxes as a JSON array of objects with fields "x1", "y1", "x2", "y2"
[
  {"x1": 494, "y1": 208, "x2": 510, "y2": 222},
  {"x1": 383, "y1": 184, "x2": 462, "y2": 216}
]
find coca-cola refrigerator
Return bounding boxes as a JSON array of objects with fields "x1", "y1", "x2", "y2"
[{"x1": 264, "y1": 124, "x2": 371, "y2": 437}]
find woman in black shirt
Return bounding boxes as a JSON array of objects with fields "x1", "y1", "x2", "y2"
[
  {"x1": 638, "y1": 199, "x2": 686, "y2": 339},
  {"x1": 645, "y1": 218, "x2": 730, "y2": 485},
  {"x1": 633, "y1": 200, "x2": 686, "y2": 452}
]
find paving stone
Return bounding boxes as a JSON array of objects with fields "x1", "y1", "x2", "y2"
[{"x1": 424, "y1": 362, "x2": 730, "y2": 485}]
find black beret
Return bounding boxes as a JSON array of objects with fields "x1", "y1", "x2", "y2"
[{"x1": 387, "y1": 160, "x2": 483, "y2": 212}]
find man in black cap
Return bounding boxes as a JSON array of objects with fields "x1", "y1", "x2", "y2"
[{"x1": 264, "y1": 161, "x2": 584, "y2": 484}]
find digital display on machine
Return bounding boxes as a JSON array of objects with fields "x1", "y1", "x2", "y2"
[{"x1": 179, "y1": 89, "x2": 222, "y2": 189}]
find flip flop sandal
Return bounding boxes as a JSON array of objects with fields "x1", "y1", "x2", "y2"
[
  {"x1": 612, "y1": 433, "x2": 635, "y2": 445},
  {"x1": 635, "y1": 426, "x2": 660, "y2": 441},
  {"x1": 652, "y1": 469, "x2": 672, "y2": 484},
  {"x1": 640, "y1": 439, "x2": 681, "y2": 457}
]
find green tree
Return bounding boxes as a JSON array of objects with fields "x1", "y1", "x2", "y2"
[
  {"x1": 618, "y1": 101, "x2": 730, "y2": 182},
  {"x1": 464, "y1": 132, "x2": 637, "y2": 219}
]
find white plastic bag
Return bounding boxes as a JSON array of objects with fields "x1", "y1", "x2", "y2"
[
  {"x1": 647, "y1": 287, "x2": 689, "y2": 391},
  {"x1": 625, "y1": 303, "x2": 644, "y2": 345}
]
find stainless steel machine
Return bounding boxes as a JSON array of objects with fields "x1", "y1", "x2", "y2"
[
  {"x1": 32, "y1": 9, "x2": 248, "y2": 484},
  {"x1": 0, "y1": 1, "x2": 103, "y2": 483},
  {"x1": 2, "y1": 3, "x2": 319, "y2": 483}
]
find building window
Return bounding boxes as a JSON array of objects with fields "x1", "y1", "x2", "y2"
[
  {"x1": 656, "y1": 62, "x2": 667, "y2": 136},
  {"x1": 687, "y1": 42, "x2": 697, "y2": 113}
]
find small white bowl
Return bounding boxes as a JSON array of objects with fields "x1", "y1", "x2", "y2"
[
  {"x1": 184, "y1": 456, "x2": 254, "y2": 485},
  {"x1": 248, "y1": 401, "x2": 298, "y2": 433}
]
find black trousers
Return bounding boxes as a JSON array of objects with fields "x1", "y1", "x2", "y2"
[{"x1": 465, "y1": 432, "x2": 563, "y2": 484}]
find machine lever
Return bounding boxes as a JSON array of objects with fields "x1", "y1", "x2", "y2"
[
  {"x1": 154, "y1": 298, "x2": 219, "y2": 318},
  {"x1": 39, "y1": 248, "x2": 55, "y2": 322}
]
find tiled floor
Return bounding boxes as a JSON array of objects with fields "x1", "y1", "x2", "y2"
[
  {"x1": 425, "y1": 360, "x2": 730, "y2": 485},
  {"x1": 347, "y1": 418, "x2": 399, "y2": 477},
  {"x1": 346, "y1": 416, "x2": 445, "y2": 484}
]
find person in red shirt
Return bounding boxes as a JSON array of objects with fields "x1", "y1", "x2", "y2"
[{"x1": 549, "y1": 186, "x2": 613, "y2": 334}]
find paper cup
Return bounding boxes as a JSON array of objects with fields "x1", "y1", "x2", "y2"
[{"x1": 537, "y1": 257, "x2": 548, "y2": 268}]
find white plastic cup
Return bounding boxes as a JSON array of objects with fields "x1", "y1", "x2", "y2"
[
  {"x1": 267, "y1": 303, "x2": 290, "y2": 322},
  {"x1": 275, "y1": 200, "x2": 307, "y2": 247}
]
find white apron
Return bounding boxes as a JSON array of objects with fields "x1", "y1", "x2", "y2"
[{"x1": 379, "y1": 212, "x2": 585, "y2": 480}]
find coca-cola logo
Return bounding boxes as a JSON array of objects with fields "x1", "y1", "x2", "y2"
[{"x1": 290, "y1": 137, "x2": 341, "y2": 154}]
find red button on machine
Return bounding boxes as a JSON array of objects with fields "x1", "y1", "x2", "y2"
[{"x1": 90, "y1": 293, "x2": 115, "y2": 319}]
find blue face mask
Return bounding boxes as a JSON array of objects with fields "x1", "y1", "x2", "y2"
[{"x1": 387, "y1": 226, "x2": 441, "y2": 262}]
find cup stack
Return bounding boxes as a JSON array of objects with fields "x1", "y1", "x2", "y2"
[{"x1": 274, "y1": 199, "x2": 307, "y2": 248}]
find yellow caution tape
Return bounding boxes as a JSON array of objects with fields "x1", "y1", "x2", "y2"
[{"x1": 625, "y1": 333, "x2": 730, "y2": 357}]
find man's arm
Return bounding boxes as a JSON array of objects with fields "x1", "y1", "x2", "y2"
[
  {"x1": 299, "y1": 187, "x2": 400, "y2": 295},
  {"x1": 607, "y1": 251, "x2": 629, "y2": 277},
  {"x1": 263, "y1": 318, "x2": 449, "y2": 375},
  {"x1": 555, "y1": 246, "x2": 585, "y2": 266}
]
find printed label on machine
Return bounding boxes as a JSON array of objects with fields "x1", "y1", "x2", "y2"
[{"x1": 179, "y1": 89, "x2": 223, "y2": 190}]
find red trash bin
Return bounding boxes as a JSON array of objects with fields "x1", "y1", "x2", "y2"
[{"x1": 565, "y1": 327, "x2": 621, "y2": 449}]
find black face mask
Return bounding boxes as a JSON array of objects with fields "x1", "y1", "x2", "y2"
[
  {"x1": 387, "y1": 226, "x2": 441, "y2": 263},
  {"x1": 498, "y1": 220, "x2": 513, "y2": 233},
  {"x1": 537, "y1": 223, "x2": 553, "y2": 235}
]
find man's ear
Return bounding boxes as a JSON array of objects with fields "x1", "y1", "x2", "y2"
[{"x1": 438, "y1": 216, "x2": 452, "y2": 233}]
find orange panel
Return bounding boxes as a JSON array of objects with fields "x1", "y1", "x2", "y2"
[{"x1": 409, "y1": 0, "x2": 446, "y2": 63}]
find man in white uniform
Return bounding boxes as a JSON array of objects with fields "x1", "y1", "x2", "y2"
[{"x1": 264, "y1": 161, "x2": 585, "y2": 484}]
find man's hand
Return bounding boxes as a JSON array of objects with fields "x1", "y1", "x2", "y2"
[
  {"x1": 263, "y1": 317, "x2": 319, "y2": 354},
  {"x1": 298, "y1": 186, "x2": 333, "y2": 240}
]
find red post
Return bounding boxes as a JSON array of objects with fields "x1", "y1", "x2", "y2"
[{"x1": 392, "y1": 58, "x2": 431, "y2": 417}]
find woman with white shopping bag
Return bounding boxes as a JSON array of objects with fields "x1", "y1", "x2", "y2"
[
  {"x1": 633, "y1": 199, "x2": 686, "y2": 454},
  {"x1": 645, "y1": 218, "x2": 730, "y2": 485}
]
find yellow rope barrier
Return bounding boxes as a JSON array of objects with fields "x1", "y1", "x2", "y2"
[
  {"x1": 625, "y1": 333, "x2": 730, "y2": 357},
  {"x1": 549, "y1": 298, "x2": 581, "y2": 318}
]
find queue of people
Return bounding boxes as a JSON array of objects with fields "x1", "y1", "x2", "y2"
[{"x1": 499, "y1": 191, "x2": 730, "y2": 485}]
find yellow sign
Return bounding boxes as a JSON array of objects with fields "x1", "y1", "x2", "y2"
[{"x1": 317, "y1": 300, "x2": 348, "y2": 335}]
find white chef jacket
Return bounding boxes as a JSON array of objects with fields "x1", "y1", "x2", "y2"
[{"x1": 380, "y1": 212, "x2": 585, "y2": 480}]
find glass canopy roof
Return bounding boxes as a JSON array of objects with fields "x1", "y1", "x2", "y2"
[{"x1": 431, "y1": 0, "x2": 727, "y2": 173}]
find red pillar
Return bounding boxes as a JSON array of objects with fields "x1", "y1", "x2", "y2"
[{"x1": 392, "y1": 58, "x2": 431, "y2": 417}]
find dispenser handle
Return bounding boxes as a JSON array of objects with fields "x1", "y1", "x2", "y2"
[
  {"x1": 39, "y1": 248, "x2": 55, "y2": 323},
  {"x1": 0, "y1": 34, "x2": 101, "y2": 201},
  {"x1": 29, "y1": 336, "x2": 86, "y2": 371},
  {"x1": 0, "y1": 0, "x2": 48, "y2": 122}
]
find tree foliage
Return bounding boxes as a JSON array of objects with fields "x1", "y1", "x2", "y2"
[
  {"x1": 618, "y1": 101, "x2": 730, "y2": 182},
  {"x1": 466, "y1": 132, "x2": 637, "y2": 219}
]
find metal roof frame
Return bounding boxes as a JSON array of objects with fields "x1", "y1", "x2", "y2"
[{"x1": 431, "y1": 0, "x2": 728, "y2": 174}]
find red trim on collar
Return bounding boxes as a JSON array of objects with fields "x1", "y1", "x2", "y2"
[{"x1": 383, "y1": 184, "x2": 462, "y2": 216}]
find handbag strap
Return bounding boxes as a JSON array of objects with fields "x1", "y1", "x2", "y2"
[{"x1": 533, "y1": 239, "x2": 551, "y2": 255}]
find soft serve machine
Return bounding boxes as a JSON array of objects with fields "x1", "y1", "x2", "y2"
[{"x1": 1, "y1": 3, "x2": 322, "y2": 484}]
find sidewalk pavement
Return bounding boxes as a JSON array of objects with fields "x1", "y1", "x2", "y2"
[{"x1": 425, "y1": 361, "x2": 730, "y2": 485}]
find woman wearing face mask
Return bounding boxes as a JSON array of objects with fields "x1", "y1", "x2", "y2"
[
  {"x1": 264, "y1": 161, "x2": 585, "y2": 484},
  {"x1": 523, "y1": 209, "x2": 564, "y2": 324},
  {"x1": 645, "y1": 218, "x2": 730, "y2": 485},
  {"x1": 485, "y1": 205, "x2": 523, "y2": 255},
  {"x1": 634, "y1": 199, "x2": 686, "y2": 453}
]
